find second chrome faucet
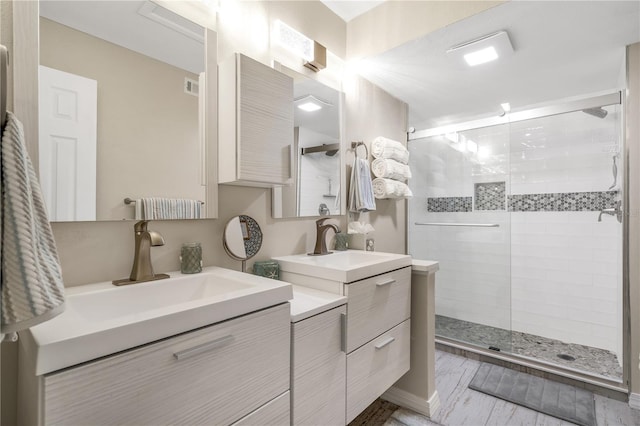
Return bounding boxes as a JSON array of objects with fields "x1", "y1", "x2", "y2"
[{"x1": 311, "y1": 218, "x2": 340, "y2": 256}]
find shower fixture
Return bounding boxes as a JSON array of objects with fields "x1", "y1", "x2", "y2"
[
  {"x1": 582, "y1": 107, "x2": 608, "y2": 119},
  {"x1": 301, "y1": 143, "x2": 340, "y2": 156}
]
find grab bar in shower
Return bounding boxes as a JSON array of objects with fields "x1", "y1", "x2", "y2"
[{"x1": 415, "y1": 222, "x2": 500, "y2": 228}]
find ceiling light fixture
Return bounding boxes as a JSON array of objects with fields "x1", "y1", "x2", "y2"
[
  {"x1": 274, "y1": 20, "x2": 326, "y2": 72},
  {"x1": 447, "y1": 31, "x2": 514, "y2": 67},
  {"x1": 295, "y1": 94, "x2": 333, "y2": 112}
]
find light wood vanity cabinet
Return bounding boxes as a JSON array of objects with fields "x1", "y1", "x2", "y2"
[
  {"x1": 291, "y1": 305, "x2": 347, "y2": 426},
  {"x1": 38, "y1": 304, "x2": 290, "y2": 426},
  {"x1": 218, "y1": 53, "x2": 294, "y2": 187},
  {"x1": 282, "y1": 265, "x2": 412, "y2": 425}
]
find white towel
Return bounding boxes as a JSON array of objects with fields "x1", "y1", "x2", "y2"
[
  {"x1": 134, "y1": 199, "x2": 143, "y2": 220},
  {"x1": 1, "y1": 112, "x2": 65, "y2": 333},
  {"x1": 371, "y1": 136, "x2": 409, "y2": 164},
  {"x1": 141, "y1": 197, "x2": 202, "y2": 220},
  {"x1": 348, "y1": 158, "x2": 376, "y2": 212},
  {"x1": 372, "y1": 177, "x2": 414, "y2": 199},
  {"x1": 371, "y1": 158, "x2": 412, "y2": 181}
]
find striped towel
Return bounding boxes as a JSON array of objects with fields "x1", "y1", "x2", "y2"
[
  {"x1": 348, "y1": 158, "x2": 376, "y2": 212},
  {"x1": 141, "y1": 197, "x2": 202, "y2": 220},
  {"x1": 1, "y1": 112, "x2": 65, "y2": 333}
]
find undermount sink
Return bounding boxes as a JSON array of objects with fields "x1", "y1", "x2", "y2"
[
  {"x1": 23, "y1": 267, "x2": 292, "y2": 375},
  {"x1": 273, "y1": 250, "x2": 412, "y2": 283}
]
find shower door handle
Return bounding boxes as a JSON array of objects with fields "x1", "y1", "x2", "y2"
[{"x1": 415, "y1": 222, "x2": 500, "y2": 228}]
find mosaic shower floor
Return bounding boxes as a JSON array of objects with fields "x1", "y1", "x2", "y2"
[{"x1": 436, "y1": 315, "x2": 623, "y2": 381}]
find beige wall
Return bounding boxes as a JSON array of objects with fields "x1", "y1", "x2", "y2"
[
  {"x1": 347, "y1": 0, "x2": 504, "y2": 59},
  {"x1": 627, "y1": 42, "x2": 640, "y2": 395},
  {"x1": 344, "y1": 73, "x2": 408, "y2": 253},
  {"x1": 40, "y1": 18, "x2": 205, "y2": 221}
]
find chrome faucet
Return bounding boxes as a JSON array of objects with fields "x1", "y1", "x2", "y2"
[
  {"x1": 311, "y1": 218, "x2": 340, "y2": 256},
  {"x1": 113, "y1": 221, "x2": 170, "y2": 286},
  {"x1": 598, "y1": 200, "x2": 622, "y2": 223}
]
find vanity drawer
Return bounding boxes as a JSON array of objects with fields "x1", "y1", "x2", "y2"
[
  {"x1": 346, "y1": 319, "x2": 411, "y2": 424},
  {"x1": 231, "y1": 391, "x2": 290, "y2": 426},
  {"x1": 345, "y1": 266, "x2": 411, "y2": 352},
  {"x1": 43, "y1": 304, "x2": 290, "y2": 426}
]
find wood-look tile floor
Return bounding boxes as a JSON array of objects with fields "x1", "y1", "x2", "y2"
[{"x1": 384, "y1": 350, "x2": 640, "y2": 426}]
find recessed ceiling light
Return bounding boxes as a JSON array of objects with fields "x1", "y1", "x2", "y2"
[
  {"x1": 447, "y1": 31, "x2": 514, "y2": 67},
  {"x1": 297, "y1": 102, "x2": 322, "y2": 112},
  {"x1": 464, "y1": 46, "x2": 498, "y2": 66},
  {"x1": 294, "y1": 94, "x2": 332, "y2": 112}
]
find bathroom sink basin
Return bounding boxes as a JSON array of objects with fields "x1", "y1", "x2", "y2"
[
  {"x1": 273, "y1": 250, "x2": 412, "y2": 283},
  {"x1": 23, "y1": 267, "x2": 292, "y2": 375}
]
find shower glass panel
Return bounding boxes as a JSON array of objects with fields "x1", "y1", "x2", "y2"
[
  {"x1": 408, "y1": 100, "x2": 623, "y2": 382},
  {"x1": 408, "y1": 124, "x2": 513, "y2": 353}
]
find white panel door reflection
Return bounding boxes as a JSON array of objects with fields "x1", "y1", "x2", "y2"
[{"x1": 39, "y1": 65, "x2": 97, "y2": 221}]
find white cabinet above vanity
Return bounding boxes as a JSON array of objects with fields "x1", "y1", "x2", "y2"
[
  {"x1": 219, "y1": 53, "x2": 294, "y2": 187},
  {"x1": 17, "y1": 268, "x2": 293, "y2": 426}
]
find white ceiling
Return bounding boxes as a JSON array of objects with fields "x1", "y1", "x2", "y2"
[
  {"x1": 321, "y1": 0, "x2": 385, "y2": 22},
  {"x1": 356, "y1": 1, "x2": 640, "y2": 131},
  {"x1": 40, "y1": 0, "x2": 205, "y2": 74}
]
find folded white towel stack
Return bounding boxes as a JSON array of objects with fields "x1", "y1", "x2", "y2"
[
  {"x1": 372, "y1": 178, "x2": 414, "y2": 199},
  {"x1": 348, "y1": 158, "x2": 376, "y2": 212},
  {"x1": 371, "y1": 136, "x2": 410, "y2": 164},
  {"x1": 371, "y1": 158, "x2": 412, "y2": 181},
  {"x1": 141, "y1": 198, "x2": 202, "y2": 220},
  {"x1": 1, "y1": 112, "x2": 66, "y2": 333}
]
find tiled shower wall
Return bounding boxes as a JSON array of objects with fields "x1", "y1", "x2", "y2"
[
  {"x1": 297, "y1": 128, "x2": 341, "y2": 217},
  {"x1": 408, "y1": 105, "x2": 623, "y2": 363}
]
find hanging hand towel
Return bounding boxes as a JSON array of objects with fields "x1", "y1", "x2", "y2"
[
  {"x1": 371, "y1": 136, "x2": 409, "y2": 164},
  {"x1": 1, "y1": 112, "x2": 65, "y2": 333},
  {"x1": 371, "y1": 158, "x2": 412, "y2": 181},
  {"x1": 141, "y1": 197, "x2": 202, "y2": 220},
  {"x1": 348, "y1": 158, "x2": 376, "y2": 212},
  {"x1": 372, "y1": 177, "x2": 414, "y2": 199}
]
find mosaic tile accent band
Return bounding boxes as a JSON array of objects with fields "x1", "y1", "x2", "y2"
[
  {"x1": 427, "y1": 191, "x2": 617, "y2": 213},
  {"x1": 427, "y1": 197, "x2": 472, "y2": 212},
  {"x1": 475, "y1": 182, "x2": 506, "y2": 211},
  {"x1": 508, "y1": 191, "x2": 618, "y2": 212}
]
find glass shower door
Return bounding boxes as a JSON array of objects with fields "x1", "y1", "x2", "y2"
[{"x1": 408, "y1": 124, "x2": 513, "y2": 353}]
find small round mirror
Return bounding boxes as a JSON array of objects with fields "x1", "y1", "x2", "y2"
[{"x1": 223, "y1": 215, "x2": 263, "y2": 271}]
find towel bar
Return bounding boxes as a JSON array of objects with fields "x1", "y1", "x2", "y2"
[{"x1": 124, "y1": 197, "x2": 204, "y2": 205}]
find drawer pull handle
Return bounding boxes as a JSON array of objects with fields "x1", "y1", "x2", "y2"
[
  {"x1": 340, "y1": 313, "x2": 347, "y2": 353},
  {"x1": 375, "y1": 337, "x2": 396, "y2": 350},
  {"x1": 173, "y1": 335, "x2": 234, "y2": 360},
  {"x1": 376, "y1": 279, "x2": 396, "y2": 287}
]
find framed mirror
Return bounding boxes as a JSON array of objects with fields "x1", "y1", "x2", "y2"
[
  {"x1": 38, "y1": 0, "x2": 217, "y2": 221},
  {"x1": 271, "y1": 64, "x2": 345, "y2": 218}
]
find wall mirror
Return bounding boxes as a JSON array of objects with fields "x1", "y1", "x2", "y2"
[
  {"x1": 38, "y1": 0, "x2": 217, "y2": 222},
  {"x1": 271, "y1": 64, "x2": 345, "y2": 218}
]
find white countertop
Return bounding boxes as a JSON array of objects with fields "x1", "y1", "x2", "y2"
[
  {"x1": 22, "y1": 267, "x2": 293, "y2": 375},
  {"x1": 289, "y1": 285, "x2": 347, "y2": 322}
]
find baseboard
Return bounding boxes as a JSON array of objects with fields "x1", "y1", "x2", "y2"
[
  {"x1": 629, "y1": 393, "x2": 640, "y2": 409},
  {"x1": 382, "y1": 386, "x2": 440, "y2": 418}
]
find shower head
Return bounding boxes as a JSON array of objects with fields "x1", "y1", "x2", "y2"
[
  {"x1": 325, "y1": 149, "x2": 339, "y2": 157},
  {"x1": 582, "y1": 107, "x2": 608, "y2": 119}
]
